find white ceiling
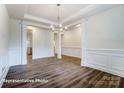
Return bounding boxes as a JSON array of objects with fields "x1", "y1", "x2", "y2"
[
  {"x1": 6, "y1": 4, "x2": 120, "y2": 26},
  {"x1": 27, "y1": 4, "x2": 88, "y2": 22},
  {"x1": 6, "y1": 4, "x2": 27, "y2": 19}
]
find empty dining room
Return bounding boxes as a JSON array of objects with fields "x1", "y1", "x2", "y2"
[{"x1": 0, "y1": 4, "x2": 124, "y2": 88}]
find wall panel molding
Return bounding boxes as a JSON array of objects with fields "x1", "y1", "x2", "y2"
[
  {"x1": 0, "y1": 52, "x2": 9, "y2": 87},
  {"x1": 9, "y1": 48, "x2": 22, "y2": 66},
  {"x1": 62, "y1": 46, "x2": 81, "y2": 58},
  {"x1": 84, "y1": 48, "x2": 124, "y2": 77}
]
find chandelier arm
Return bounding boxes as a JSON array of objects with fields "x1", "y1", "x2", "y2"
[{"x1": 50, "y1": 4, "x2": 67, "y2": 32}]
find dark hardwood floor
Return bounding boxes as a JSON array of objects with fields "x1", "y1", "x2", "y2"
[{"x1": 2, "y1": 55, "x2": 124, "y2": 88}]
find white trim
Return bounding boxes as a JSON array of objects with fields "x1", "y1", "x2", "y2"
[
  {"x1": 9, "y1": 48, "x2": 22, "y2": 66},
  {"x1": 88, "y1": 48, "x2": 124, "y2": 52},
  {"x1": 57, "y1": 32, "x2": 62, "y2": 59},
  {"x1": 62, "y1": 5, "x2": 120, "y2": 24},
  {"x1": 81, "y1": 19, "x2": 88, "y2": 66},
  {"x1": 85, "y1": 63, "x2": 124, "y2": 78},
  {"x1": 22, "y1": 21, "x2": 50, "y2": 30},
  {"x1": 63, "y1": 5, "x2": 99, "y2": 23},
  {"x1": 22, "y1": 24, "x2": 28, "y2": 65},
  {"x1": 21, "y1": 22, "x2": 55, "y2": 64},
  {"x1": 83, "y1": 48, "x2": 124, "y2": 77},
  {"x1": 24, "y1": 14, "x2": 57, "y2": 25},
  {"x1": 62, "y1": 47, "x2": 81, "y2": 58},
  {"x1": 62, "y1": 46, "x2": 81, "y2": 49},
  {"x1": 0, "y1": 67, "x2": 9, "y2": 88}
]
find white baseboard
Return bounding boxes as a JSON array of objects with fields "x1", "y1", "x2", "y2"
[
  {"x1": 0, "y1": 67, "x2": 10, "y2": 88},
  {"x1": 84, "y1": 63, "x2": 124, "y2": 77}
]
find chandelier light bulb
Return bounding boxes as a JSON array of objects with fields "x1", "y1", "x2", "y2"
[
  {"x1": 64, "y1": 26, "x2": 67, "y2": 30},
  {"x1": 50, "y1": 25, "x2": 53, "y2": 28},
  {"x1": 59, "y1": 24, "x2": 62, "y2": 27},
  {"x1": 50, "y1": 4, "x2": 66, "y2": 34}
]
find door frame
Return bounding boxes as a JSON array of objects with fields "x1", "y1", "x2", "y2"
[
  {"x1": 21, "y1": 22, "x2": 55, "y2": 65},
  {"x1": 21, "y1": 20, "x2": 88, "y2": 66},
  {"x1": 21, "y1": 23, "x2": 28, "y2": 65}
]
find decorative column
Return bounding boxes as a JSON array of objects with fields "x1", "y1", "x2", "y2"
[
  {"x1": 21, "y1": 23, "x2": 27, "y2": 65},
  {"x1": 57, "y1": 32, "x2": 62, "y2": 59},
  {"x1": 81, "y1": 19, "x2": 88, "y2": 66}
]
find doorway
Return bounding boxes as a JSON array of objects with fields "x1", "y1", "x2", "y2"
[{"x1": 26, "y1": 28, "x2": 33, "y2": 64}]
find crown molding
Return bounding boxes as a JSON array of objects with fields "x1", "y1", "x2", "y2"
[
  {"x1": 62, "y1": 5, "x2": 97, "y2": 23},
  {"x1": 24, "y1": 14, "x2": 58, "y2": 26},
  {"x1": 22, "y1": 20, "x2": 50, "y2": 30},
  {"x1": 23, "y1": 4, "x2": 121, "y2": 27},
  {"x1": 62, "y1": 4, "x2": 120, "y2": 25},
  {"x1": 23, "y1": 5, "x2": 98, "y2": 27}
]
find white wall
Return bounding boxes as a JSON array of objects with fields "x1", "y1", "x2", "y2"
[
  {"x1": 0, "y1": 4, "x2": 9, "y2": 87},
  {"x1": 84, "y1": 5, "x2": 124, "y2": 77},
  {"x1": 27, "y1": 30, "x2": 32, "y2": 48},
  {"x1": 8, "y1": 19, "x2": 55, "y2": 65},
  {"x1": 33, "y1": 27, "x2": 54, "y2": 59},
  {"x1": 9, "y1": 19, "x2": 22, "y2": 66},
  {"x1": 62, "y1": 27, "x2": 82, "y2": 58},
  {"x1": 87, "y1": 5, "x2": 124, "y2": 49}
]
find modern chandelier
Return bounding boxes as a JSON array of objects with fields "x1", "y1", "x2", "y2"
[{"x1": 50, "y1": 4, "x2": 67, "y2": 33}]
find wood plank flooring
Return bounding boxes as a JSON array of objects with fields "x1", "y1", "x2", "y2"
[{"x1": 2, "y1": 55, "x2": 124, "y2": 88}]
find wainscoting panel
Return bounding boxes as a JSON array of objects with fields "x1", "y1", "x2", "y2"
[
  {"x1": 62, "y1": 47, "x2": 81, "y2": 58},
  {"x1": 9, "y1": 48, "x2": 22, "y2": 66},
  {"x1": 88, "y1": 53, "x2": 108, "y2": 67},
  {"x1": 85, "y1": 49, "x2": 124, "y2": 77},
  {"x1": 0, "y1": 51, "x2": 9, "y2": 87},
  {"x1": 111, "y1": 56, "x2": 124, "y2": 71}
]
